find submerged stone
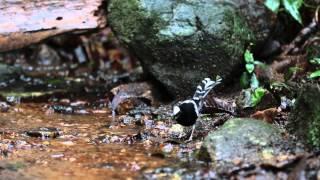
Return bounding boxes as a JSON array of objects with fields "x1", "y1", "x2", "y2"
[
  {"x1": 26, "y1": 127, "x2": 62, "y2": 139},
  {"x1": 288, "y1": 83, "x2": 320, "y2": 148},
  {"x1": 198, "y1": 118, "x2": 288, "y2": 163},
  {"x1": 107, "y1": 0, "x2": 273, "y2": 97}
]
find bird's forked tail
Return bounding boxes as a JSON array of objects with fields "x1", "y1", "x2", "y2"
[{"x1": 192, "y1": 76, "x2": 222, "y2": 108}]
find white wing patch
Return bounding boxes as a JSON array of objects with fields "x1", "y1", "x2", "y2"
[{"x1": 173, "y1": 106, "x2": 181, "y2": 116}]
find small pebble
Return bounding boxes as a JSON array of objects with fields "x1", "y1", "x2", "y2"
[
  {"x1": 60, "y1": 141, "x2": 75, "y2": 146},
  {"x1": 161, "y1": 143, "x2": 173, "y2": 153},
  {"x1": 0, "y1": 102, "x2": 10, "y2": 112},
  {"x1": 51, "y1": 153, "x2": 64, "y2": 158}
]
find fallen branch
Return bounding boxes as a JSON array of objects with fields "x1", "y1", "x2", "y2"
[{"x1": 0, "y1": 0, "x2": 106, "y2": 52}]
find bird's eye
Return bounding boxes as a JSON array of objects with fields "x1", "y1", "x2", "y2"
[{"x1": 173, "y1": 106, "x2": 181, "y2": 116}]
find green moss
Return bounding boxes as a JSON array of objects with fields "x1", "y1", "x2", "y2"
[
  {"x1": 108, "y1": 0, "x2": 142, "y2": 42},
  {"x1": 108, "y1": 0, "x2": 166, "y2": 44},
  {"x1": 288, "y1": 84, "x2": 320, "y2": 148},
  {"x1": 222, "y1": 10, "x2": 255, "y2": 59},
  {"x1": 107, "y1": 0, "x2": 262, "y2": 97},
  {"x1": 307, "y1": 103, "x2": 320, "y2": 147},
  {"x1": 198, "y1": 118, "x2": 284, "y2": 163}
]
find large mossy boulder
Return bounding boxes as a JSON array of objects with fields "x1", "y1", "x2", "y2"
[
  {"x1": 198, "y1": 118, "x2": 290, "y2": 163},
  {"x1": 107, "y1": 0, "x2": 273, "y2": 97},
  {"x1": 288, "y1": 83, "x2": 320, "y2": 148}
]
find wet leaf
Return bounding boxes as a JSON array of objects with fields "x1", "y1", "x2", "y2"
[
  {"x1": 309, "y1": 70, "x2": 320, "y2": 79},
  {"x1": 310, "y1": 57, "x2": 320, "y2": 65},
  {"x1": 246, "y1": 63, "x2": 255, "y2": 73},
  {"x1": 251, "y1": 87, "x2": 266, "y2": 107},
  {"x1": 251, "y1": 108, "x2": 279, "y2": 123},
  {"x1": 244, "y1": 49, "x2": 254, "y2": 63},
  {"x1": 264, "y1": 0, "x2": 281, "y2": 12},
  {"x1": 250, "y1": 73, "x2": 260, "y2": 89},
  {"x1": 283, "y1": 0, "x2": 303, "y2": 24}
]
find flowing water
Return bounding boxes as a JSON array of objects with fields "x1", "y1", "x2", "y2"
[{"x1": 0, "y1": 103, "x2": 171, "y2": 180}]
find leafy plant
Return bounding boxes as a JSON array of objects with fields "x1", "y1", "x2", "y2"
[
  {"x1": 309, "y1": 70, "x2": 320, "y2": 79},
  {"x1": 240, "y1": 48, "x2": 267, "y2": 107},
  {"x1": 251, "y1": 87, "x2": 267, "y2": 107},
  {"x1": 270, "y1": 82, "x2": 291, "y2": 91},
  {"x1": 241, "y1": 49, "x2": 264, "y2": 89},
  {"x1": 310, "y1": 57, "x2": 320, "y2": 65},
  {"x1": 238, "y1": 87, "x2": 267, "y2": 108},
  {"x1": 308, "y1": 56, "x2": 320, "y2": 79},
  {"x1": 264, "y1": 0, "x2": 304, "y2": 24}
]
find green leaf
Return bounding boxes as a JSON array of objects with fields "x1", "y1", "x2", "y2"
[
  {"x1": 240, "y1": 72, "x2": 250, "y2": 88},
  {"x1": 239, "y1": 88, "x2": 266, "y2": 108},
  {"x1": 288, "y1": 66, "x2": 302, "y2": 73},
  {"x1": 250, "y1": 73, "x2": 259, "y2": 89},
  {"x1": 244, "y1": 49, "x2": 254, "y2": 63},
  {"x1": 246, "y1": 63, "x2": 255, "y2": 73},
  {"x1": 253, "y1": 61, "x2": 264, "y2": 65},
  {"x1": 264, "y1": 0, "x2": 281, "y2": 12},
  {"x1": 309, "y1": 70, "x2": 320, "y2": 79},
  {"x1": 282, "y1": 0, "x2": 303, "y2": 24},
  {"x1": 310, "y1": 57, "x2": 320, "y2": 65},
  {"x1": 251, "y1": 87, "x2": 266, "y2": 106},
  {"x1": 270, "y1": 82, "x2": 290, "y2": 91}
]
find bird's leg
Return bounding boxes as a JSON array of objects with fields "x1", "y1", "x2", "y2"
[
  {"x1": 186, "y1": 125, "x2": 196, "y2": 142},
  {"x1": 109, "y1": 110, "x2": 120, "y2": 129}
]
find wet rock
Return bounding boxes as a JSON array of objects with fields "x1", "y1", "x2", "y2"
[
  {"x1": 48, "y1": 104, "x2": 90, "y2": 115},
  {"x1": 288, "y1": 83, "x2": 320, "y2": 148},
  {"x1": 47, "y1": 99, "x2": 109, "y2": 115},
  {"x1": 110, "y1": 82, "x2": 153, "y2": 115},
  {"x1": 30, "y1": 44, "x2": 61, "y2": 67},
  {"x1": 0, "y1": 101, "x2": 10, "y2": 112},
  {"x1": 144, "y1": 152, "x2": 320, "y2": 179},
  {"x1": 0, "y1": 139, "x2": 33, "y2": 157},
  {"x1": 0, "y1": 63, "x2": 21, "y2": 87},
  {"x1": 108, "y1": 0, "x2": 273, "y2": 97},
  {"x1": 25, "y1": 127, "x2": 62, "y2": 139},
  {"x1": 48, "y1": 104, "x2": 74, "y2": 114},
  {"x1": 168, "y1": 124, "x2": 185, "y2": 139},
  {"x1": 51, "y1": 153, "x2": 64, "y2": 159},
  {"x1": 96, "y1": 133, "x2": 139, "y2": 144},
  {"x1": 143, "y1": 166, "x2": 218, "y2": 180},
  {"x1": 0, "y1": 161, "x2": 31, "y2": 180},
  {"x1": 120, "y1": 116, "x2": 136, "y2": 125},
  {"x1": 198, "y1": 118, "x2": 290, "y2": 164},
  {"x1": 161, "y1": 143, "x2": 174, "y2": 154}
]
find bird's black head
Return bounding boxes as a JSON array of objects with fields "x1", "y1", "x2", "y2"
[{"x1": 173, "y1": 101, "x2": 198, "y2": 126}]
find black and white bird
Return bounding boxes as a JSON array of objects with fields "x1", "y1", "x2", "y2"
[{"x1": 173, "y1": 76, "x2": 222, "y2": 141}]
